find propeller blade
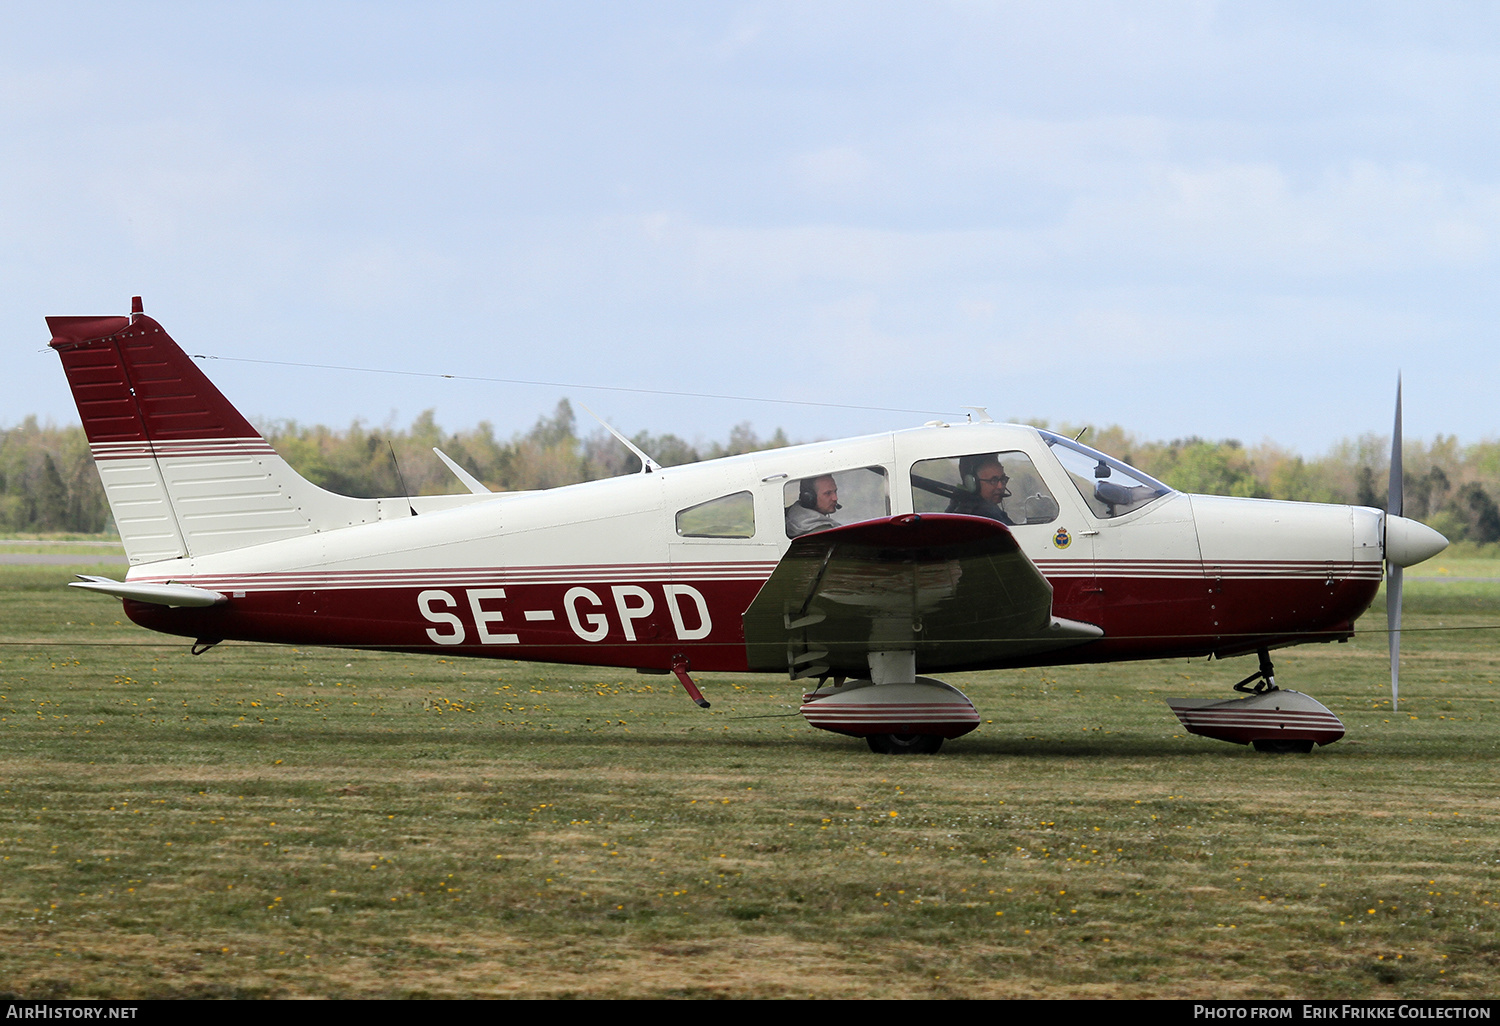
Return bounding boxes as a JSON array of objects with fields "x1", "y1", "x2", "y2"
[
  {"x1": 1388, "y1": 375, "x2": 1403, "y2": 517},
  {"x1": 1387, "y1": 374, "x2": 1403, "y2": 711},
  {"x1": 1387, "y1": 561, "x2": 1402, "y2": 712}
]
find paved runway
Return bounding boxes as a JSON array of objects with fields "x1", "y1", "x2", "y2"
[{"x1": 0, "y1": 553, "x2": 129, "y2": 565}]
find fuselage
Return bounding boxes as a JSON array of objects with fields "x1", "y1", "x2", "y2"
[{"x1": 121, "y1": 422, "x2": 1385, "y2": 675}]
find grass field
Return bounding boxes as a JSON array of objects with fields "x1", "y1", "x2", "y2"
[{"x1": 0, "y1": 551, "x2": 1497, "y2": 999}]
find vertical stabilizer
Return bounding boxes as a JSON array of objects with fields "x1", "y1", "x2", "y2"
[{"x1": 48, "y1": 300, "x2": 393, "y2": 564}]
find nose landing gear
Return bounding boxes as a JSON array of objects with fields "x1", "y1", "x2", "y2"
[
  {"x1": 1233, "y1": 648, "x2": 1279, "y2": 695},
  {"x1": 1165, "y1": 648, "x2": 1345, "y2": 752}
]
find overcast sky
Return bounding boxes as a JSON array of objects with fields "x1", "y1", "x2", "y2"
[{"x1": 5, "y1": 2, "x2": 1498, "y2": 456}]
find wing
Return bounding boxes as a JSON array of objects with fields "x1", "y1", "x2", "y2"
[{"x1": 742, "y1": 514, "x2": 1101, "y2": 679}]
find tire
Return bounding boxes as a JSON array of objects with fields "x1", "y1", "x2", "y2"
[
  {"x1": 866, "y1": 733, "x2": 944, "y2": 755},
  {"x1": 1252, "y1": 738, "x2": 1315, "y2": 754}
]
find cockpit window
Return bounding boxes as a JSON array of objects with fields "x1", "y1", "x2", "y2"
[
  {"x1": 677, "y1": 491, "x2": 755, "y2": 538},
  {"x1": 910, "y1": 451, "x2": 1059, "y2": 525},
  {"x1": 1041, "y1": 431, "x2": 1172, "y2": 519},
  {"x1": 784, "y1": 466, "x2": 890, "y2": 538}
]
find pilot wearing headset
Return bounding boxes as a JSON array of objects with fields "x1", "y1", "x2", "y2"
[
  {"x1": 785, "y1": 474, "x2": 842, "y2": 537},
  {"x1": 947, "y1": 454, "x2": 1015, "y2": 525}
]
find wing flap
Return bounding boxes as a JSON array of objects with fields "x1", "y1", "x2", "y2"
[{"x1": 743, "y1": 514, "x2": 1101, "y2": 677}]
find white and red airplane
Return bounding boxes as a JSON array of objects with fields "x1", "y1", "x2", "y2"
[{"x1": 48, "y1": 299, "x2": 1450, "y2": 754}]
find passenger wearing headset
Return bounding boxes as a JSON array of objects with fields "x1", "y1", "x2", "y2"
[
  {"x1": 947, "y1": 454, "x2": 1015, "y2": 525},
  {"x1": 785, "y1": 474, "x2": 842, "y2": 537}
]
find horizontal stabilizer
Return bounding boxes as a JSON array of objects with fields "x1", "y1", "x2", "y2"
[{"x1": 69, "y1": 575, "x2": 227, "y2": 608}]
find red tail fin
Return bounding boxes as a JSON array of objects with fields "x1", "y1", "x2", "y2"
[
  {"x1": 48, "y1": 299, "x2": 492, "y2": 566},
  {"x1": 47, "y1": 305, "x2": 259, "y2": 445}
]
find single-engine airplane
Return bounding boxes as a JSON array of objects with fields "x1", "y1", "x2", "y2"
[{"x1": 47, "y1": 299, "x2": 1450, "y2": 754}]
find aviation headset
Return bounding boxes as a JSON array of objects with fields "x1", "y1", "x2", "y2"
[
  {"x1": 798, "y1": 475, "x2": 842, "y2": 511},
  {"x1": 958, "y1": 454, "x2": 1012, "y2": 501}
]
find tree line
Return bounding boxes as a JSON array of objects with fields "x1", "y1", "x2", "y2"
[{"x1": 3, "y1": 404, "x2": 1498, "y2": 544}]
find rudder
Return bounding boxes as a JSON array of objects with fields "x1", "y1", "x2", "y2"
[{"x1": 48, "y1": 298, "x2": 391, "y2": 564}]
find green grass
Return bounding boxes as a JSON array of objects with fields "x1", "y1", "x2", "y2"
[{"x1": 0, "y1": 560, "x2": 1496, "y2": 998}]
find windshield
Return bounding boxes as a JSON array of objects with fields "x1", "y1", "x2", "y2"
[{"x1": 1040, "y1": 430, "x2": 1173, "y2": 519}]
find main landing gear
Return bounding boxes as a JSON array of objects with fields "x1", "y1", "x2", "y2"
[
  {"x1": 1164, "y1": 647, "x2": 1346, "y2": 753},
  {"x1": 800, "y1": 678, "x2": 979, "y2": 755},
  {"x1": 865, "y1": 732, "x2": 945, "y2": 755},
  {"x1": 798, "y1": 652, "x2": 981, "y2": 755}
]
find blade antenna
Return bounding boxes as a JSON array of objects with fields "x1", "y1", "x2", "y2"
[
  {"x1": 579, "y1": 403, "x2": 661, "y2": 474},
  {"x1": 388, "y1": 441, "x2": 418, "y2": 517},
  {"x1": 1387, "y1": 374, "x2": 1403, "y2": 711}
]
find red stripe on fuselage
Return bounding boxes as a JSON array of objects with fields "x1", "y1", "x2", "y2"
[{"x1": 121, "y1": 565, "x2": 1381, "y2": 672}]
